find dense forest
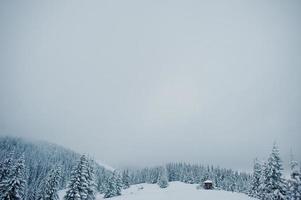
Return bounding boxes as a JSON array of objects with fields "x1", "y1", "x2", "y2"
[
  {"x1": 0, "y1": 136, "x2": 300, "y2": 200},
  {"x1": 127, "y1": 162, "x2": 251, "y2": 192},
  {"x1": 0, "y1": 137, "x2": 112, "y2": 200}
]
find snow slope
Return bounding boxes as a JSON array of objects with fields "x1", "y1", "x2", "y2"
[
  {"x1": 95, "y1": 160, "x2": 115, "y2": 171},
  {"x1": 59, "y1": 181, "x2": 258, "y2": 200}
]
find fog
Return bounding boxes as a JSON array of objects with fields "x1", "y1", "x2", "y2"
[{"x1": 0, "y1": 0, "x2": 300, "y2": 171}]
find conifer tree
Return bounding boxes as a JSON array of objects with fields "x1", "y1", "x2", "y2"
[
  {"x1": 97, "y1": 176, "x2": 108, "y2": 194},
  {"x1": 264, "y1": 144, "x2": 286, "y2": 200},
  {"x1": 86, "y1": 158, "x2": 96, "y2": 200},
  {"x1": 249, "y1": 158, "x2": 261, "y2": 198},
  {"x1": 64, "y1": 155, "x2": 95, "y2": 200},
  {"x1": 287, "y1": 158, "x2": 301, "y2": 200},
  {"x1": 157, "y1": 166, "x2": 168, "y2": 188},
  {"x1": 104, "y1": 171, "x2": 122, "y2": 198},
  {"x1": 0, "y1": 154, "x2": 27, "y2": 200},
  {"x1": 103, "y1": 174, "x2": 115, "y2": 198},
  {"x1": 115, "y1": 172, "x2": 123, "y2": 193},
  {"x1": 0, "y1": 151, "x2": 15, "y2": 182},
  {"x1": 122, "y1": 170, "x2": 130, "y2": 189},
  {"x1": 258, "y1": 161, "x2": 268, "y2": 199},
  {"x1": 39, "y1": 166, "x2": 61, "y2": 200}
]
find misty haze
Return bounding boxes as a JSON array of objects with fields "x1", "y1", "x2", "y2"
[{"x1": 0, "y1": 1, "x2": 300, "y2": 200}]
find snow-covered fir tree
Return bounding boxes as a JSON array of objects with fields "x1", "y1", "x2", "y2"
[
  {"x1": 96, "y1": 176, "x2": 108, "y2": 194},
  {"x1": 104, "y1": 171, "x2": 122, "y2": 198},
  {"x1": 287, "y1": 158, "x2": 301, "y2": 200},
  {"x1": 122, "y1": 170, "x2": 130, "y2": 189},
  {"x1": 249, "y1": 158, "x2": 261, "y2": 198},
  {"x1": 38, "y1": 166, "x2": 61, "y2": 200},
  {"x1": 0, "y1": 151, "x2": 15, "y2": 183},
  {"x1": 259, "y1": 161, "x2": 269, "y2": 199},
  {"x1": 86, "y1": 158, "x2": 96, "y2": 200},
  {"x1": 95, "y1": 167, "x2": 112, "y2": 195},
  {"x1": 64, "y1": 155, "x2": 95, "y2": 200},
  {"x1": 116, "y1": 172, "x2": 123, "y2": 193},
  {"x1": 264, "y1": 144, "x2": 286, "y2": 200},
  {"x1": 103, "y1": 172, "x2": 117, "y2": 198},
  {"x1": 0, "y1": 154, "x2": 27, "y2": 200},
  {"x1": 183, "y1": 166, "x2": 194, "y2": 184},
  {"x1": 157, "y1": 166, "x2": 169, "y2": 188}
]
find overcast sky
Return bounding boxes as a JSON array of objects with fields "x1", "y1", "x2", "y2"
[{"x1": 0, "y1": 0, "x2": 300, "y2": 171}]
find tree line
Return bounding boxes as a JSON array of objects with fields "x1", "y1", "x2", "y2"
[
  {"x1": 248, "y1": 144, "x2": 300, "y2": 200},
  {"x1": 127, "y1": 162, "x2": 251, "y2": 193},
  {"x1": 0, "y1": 137, "x2": 112, "y2": 200},
  {"x1": 0, "y1": 137, "x2": 300, "y2": 200}
]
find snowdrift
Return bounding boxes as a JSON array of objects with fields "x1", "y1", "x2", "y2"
[{"x1": 59, "y1": 181, "x2": 258, "y2": 200}]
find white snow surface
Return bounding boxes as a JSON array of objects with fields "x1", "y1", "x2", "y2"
[{"x1": 59, "y1": 181, "x2": 258, "y2": 200}]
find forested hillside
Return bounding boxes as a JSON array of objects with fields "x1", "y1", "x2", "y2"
[
  {"x1": 0, "y1": 136, "x2": 112, "y2": 200},
  {"x1": 1, "y1": 137, "x2": 300, "y2": 200}
]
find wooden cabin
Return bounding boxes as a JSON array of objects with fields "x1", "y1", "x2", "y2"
[{"x1": 203, "y1": 180, "x2": 213, "y2": 190}]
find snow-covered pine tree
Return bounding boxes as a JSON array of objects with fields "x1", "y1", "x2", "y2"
[
  {"x1": 0, "y1": 154, "x2": 27, "y2": 200},
  {"x1": 265, "y1": 144, "x2": 286, "y2": 200},
  {"x1": 98, "y1": 176, "x2": 108, "y2": 194},
  {"x1": 0, "y1": 151, "x2": 15, "y2": 183},
  {"x1": 259, "y1": 161, "x2": 269, "y2": 199},
  {"x1": 228, "y1": 173, "x2": 236, "y2": 192},
  {"x1": 86, "y1": 158, "x2": 96, "y2": 200},
  {"x1": 116, "y1": 172, "x2": 123, "y2": 194},
  {"x1": 103, "y1": 174, "x2": 115, "y2": 198},
  {"x1": 157, "y1": 166, "x2": 168, "y2": 188},
  {"x1": 287, "y1": 158, "x2": 301, "y2": 200},
  {"x1": 122, "y1": 170, "x2": 130, "y2": 189},
  {"x1": 249, "y1": 158, "x2": 261, "y2": 198},
  {"x1": 64, "y1": 155, "x2": 95, "y2": 200},
  {"x1": 38, "y1": 165, "x2": 61, "y2": 200},
  {"x1": 104, "y1": 171, "x2": 122, "y2": 198},
  {"x1": 185, "y1": 168, "x2": 194, "y2": 184},
  {"x1": 95, "y1": 167, "x2": 111, "y2": 194}
]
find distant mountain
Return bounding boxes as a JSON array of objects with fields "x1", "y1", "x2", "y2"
[{"x1": 0, "y1": 136, "x2": 112, "y2": 200}]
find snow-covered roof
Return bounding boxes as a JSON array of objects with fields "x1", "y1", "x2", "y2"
[{"x1": 204, "y1": 180, "x2": 213, "y2": 183}]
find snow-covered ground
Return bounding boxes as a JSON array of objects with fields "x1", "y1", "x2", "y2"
[{"x1": 59, "y1": 181, "x2": 258, "y2": 200}]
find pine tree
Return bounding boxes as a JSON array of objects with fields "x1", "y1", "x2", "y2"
[
  {"x1": 259, "y1": 161, "x2": 269, "y2": 199},
  {"x1": 86, "y1": 158, "x2": 96, "y2": 200},
  {"x1": 115, "y1": 172, "x2": 123, "y2": 194},
  {"x1": 287, "y1": 159, "x2": 301, "y2": 200},
  {"x1": 103, "y1": 174, "x2": 115, "y2": 198},
  {"x1": 0, "y1": 151, "x2": 15, "y2": 183},
  {"x1": 64, "y1": 155, "x2": 95, "y2": 200},
  {"x1": 264, "y1": 144, "x2": 286, "y2": 200},
  {"x1": 157, "y1": 166, "x2": 168, "y2": 188},
  {"x1": 95, "y1": 168, "x2": 108, "y2": 194},
  {"x1": 0, "y1": 154, "x2": 27, "y2": 200},
  {"x1": 228, "y1": 173, "x2": 236, "y2": 192},
  {"x1": 122, "y1": 170, "x2": 130, "y2": 189},
  {"x1": 38, "y1": 166, "x2": 61, "y2": 200},
  {"x1": 97, "y1": 176, "x2": 108, "y2": 194},
  {"x1": 104, "y1": 171, "x2": 122, "y2": 198},
  {"x1": 249, "y1": 158, "x2": 261, "y2": 198}
]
